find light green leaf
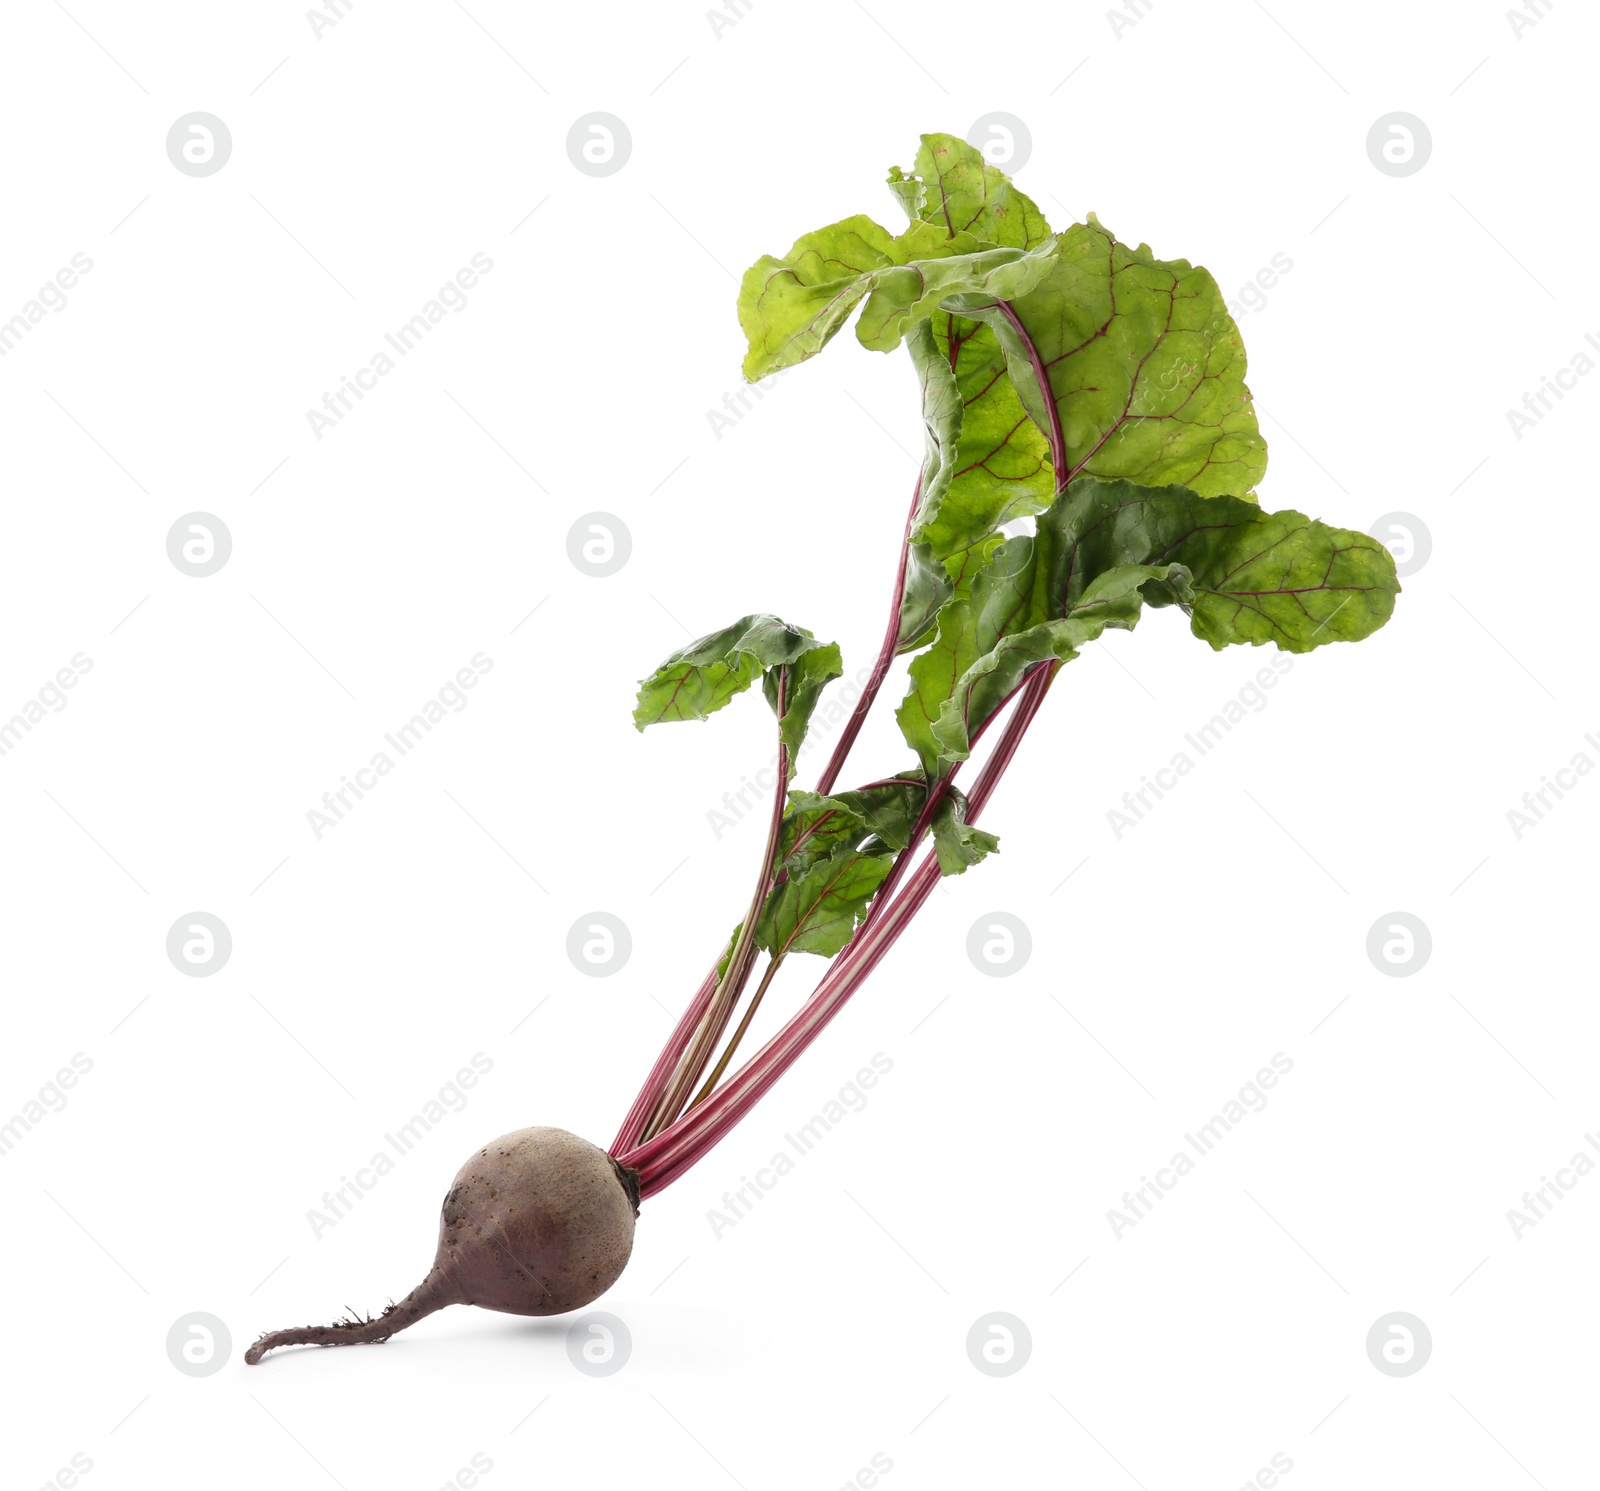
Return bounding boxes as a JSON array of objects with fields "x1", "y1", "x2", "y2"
[
  {"x1": 953, "y1": 214, "x2": 1267, "y2": 498},
  {"x1": 911, "y1": 312, "x2": 1056, "y2": 563},
  {"x1": 892, "y1": 133, "x2": 1053, "y2": 249},
  {"x1": 739, "y1": 216, "x2": 1053, "y2": 380},
  {"x1": 854, "y1": 236, "x2": 1057, "y2": 354},
  {"x1": 885, "y1": 164, "x2": 926, "y2": 222},
  {"x1": 737, "y1": 216, "x2": 900, "y2": 381},
  {"x1": 930, "y1": 788, "x2": 999, "y2": 875},
  {"x1": 755, "y1": 845, "x2": 892, "y2": 958}
]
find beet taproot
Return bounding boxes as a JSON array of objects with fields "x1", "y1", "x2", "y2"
[{"x1": 246, "y1": 1127, "x2": 638, "y2": 1364}]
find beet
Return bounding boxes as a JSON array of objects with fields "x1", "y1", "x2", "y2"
[{"x1": 246, "y1": 1127, "x2": 639, "y2": 1364}]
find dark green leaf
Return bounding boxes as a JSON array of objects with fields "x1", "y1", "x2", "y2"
[
  {"x1": 926, "y1": 562, "x2": 1180, "y2": 766},
  {"x1": 634, "y1": 614, "x2": 835, "y2": 736},
  {"x1": 1035, "y1": 477, "x2": 1400, "y2": 652},
  {"x1": 755, "y1": 845, "x2": 892, "y2": 958},
  {"x1": 763, "y1": 641, "x2": 843, "y2": 768},
  {"x1": 895, "y1": 535, "x2": 1038, "y2": 775},
  {"x1": 930, "y1": 788, "x2": 999, "y2": 875},
  {"x1": 779, "y1": 778, "x2": 925, "y2": 874}
]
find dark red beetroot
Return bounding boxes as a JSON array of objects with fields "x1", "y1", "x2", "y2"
[{"x1": 246, "y1": 1127, "x2": 639, "y2": 1364}]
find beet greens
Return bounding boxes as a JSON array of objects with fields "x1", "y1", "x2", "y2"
[{"x1": 609, "y1": 131, "x2": 1398, "y2": 1193}]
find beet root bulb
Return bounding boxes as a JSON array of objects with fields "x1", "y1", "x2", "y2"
[{"x1": 246, "y1": 1127, "x2": 639, "y2": 1364}]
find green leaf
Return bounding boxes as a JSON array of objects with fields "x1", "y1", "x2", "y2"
[
  {"x1": 737, "y1": 215, "x2": 900, "y2": 381},
  {"x1": 927, "y1": 562, "x2": 1180, "y2": 766},
  {"x1": 895, "y1": 319, "x2": 965, "y2": 652},
  {"x1": 954, "y1": 214, "x2": 1267, "y2": 498},
  {"x1": 885, "y1": 164, "x2": 925, "y2": 222},
  {"x1": 1035, "y1": 477, "x2": 1400, "y2": 652},
  {"x1": 634, "y1": 614, "x2": 836, "y2": 738},
  {"x1": 892, "y1": 133, "x2": 1053, "y2": 249},
  {"x1": 912, "y1": 312, "x2": 1056, "y2": 563},
  {"x1": 755, "y1": 845, "x2": 892, "y2": 958},
  {"x1": 895, "y1": 535, "x2": 1038, "y2": 776},
  {"x1": 900, "y1": 475, "x2": 1398, "y2": 774},
  {"x1": 738, "y1": 216, "x2": 1054, "y2": 380},
  {"x1": 854, "y1": 236, "x2": 1058, "y2": 354},
  {"x1": 779, "y1": 778, "x2": 926, "y2": 874},
  {"x1": 763, "y1": 641, "x2": 843, "y2": 767},
  {"x1": 930, "y1": 788, "x2": 999, "y2": 876},
  {"x1": 897, "y1": 540, "x2": 953, "y2": 656}
]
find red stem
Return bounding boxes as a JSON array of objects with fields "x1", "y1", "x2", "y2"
[
  {"x1": 610, "y1": 959, "x2": 721, "y2": 1154},
  {"x1": 616, "y1": 662, "x2": 1056, "y2": 1193},
  {"x1": 616, "y1": 483, "x2": 918, "y2": 1148},
  {"x1": 638, "y1": 671, "x2": 790, "y2": 1141},
  {"x1": 814, "y1": 476, "x2": 922, "y2": 796}
]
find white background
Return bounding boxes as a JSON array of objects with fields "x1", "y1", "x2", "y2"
[{"x1": 3, "y1": 1, "x2": 1595, "y2": 1488}]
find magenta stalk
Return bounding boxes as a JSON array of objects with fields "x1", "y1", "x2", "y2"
[
  {"x1": 614, "y1": 662, "x2": 1056, "y2": 1194},
  {"x1": 639, "y1": 673, "x2": 791, "y2": 1141},
  {"x1": 814, "y1": 476, "x2": 921, "y2": 796}
]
